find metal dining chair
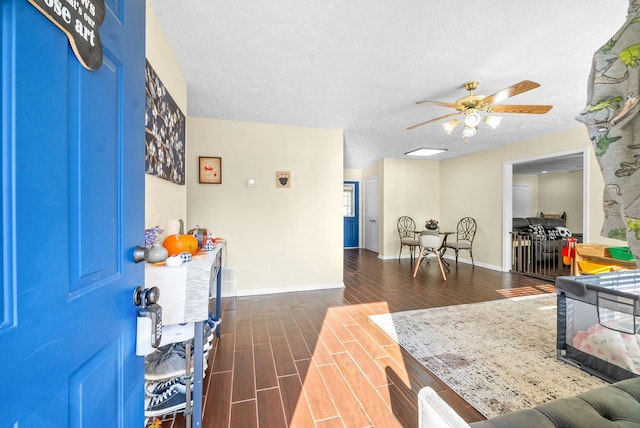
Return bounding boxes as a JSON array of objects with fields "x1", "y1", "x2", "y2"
[
  {"x1": 397, "y1": 216, "x2": 419, "y2": 261},
  {"x1": 413, "y1": 231, "x2": 447, "y2": 281},
  {"x1": 444, "y1": 217, "x2": 477, "y2": 268}
]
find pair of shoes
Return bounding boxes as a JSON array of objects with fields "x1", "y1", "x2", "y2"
[
  {"x1": 144, "y1": 341, "x2": 174, "y2": 362},
  {"x1": 145, "y1": 344, "x2": 188, "y2": 380},
  {"x1": 146, "y1": 342, "x2": 208, "y2": 380},
  {"x1": 145, "y1": 375, "x2": 192, "y2": 397},
  {"x1": 144, "y1": 383, "x2": 192, "y2": 417}
]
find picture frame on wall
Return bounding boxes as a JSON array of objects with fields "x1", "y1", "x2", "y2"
[
  {"x1": 145, "y1": 60, "x2": 186, "y2": 185},
  {"x1": 199, "y1": 156, "x2": 222, "y2": 184}
]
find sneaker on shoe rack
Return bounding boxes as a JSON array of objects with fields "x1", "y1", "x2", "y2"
[
  {"x1": 145, "y1": 346, "x2": 208, "y2": 381},
  {"x1": 203, "y1": 323, "x2": 213, "y2": 344},
  {"x1": 144, "y1": 384, "x2": 192, "y2": 417},
  {"x1": 206, "y1": 313, "x2": 221, "y2": 330},
  {"x1": 159, "y1": 322, "x2": 195, "y2": 347},
  {"x1": 144, "y1": 343, "x2": 176, "y2": 365},
  {"x1": 145, "y1": 346, "x2": 188, "y2": 380},
  {"x1": 171, "y1": 340, "x2": 205, "y2": 356},
  {"x1": 145, "y1": 376, "x2": 192, "y2": 397}
]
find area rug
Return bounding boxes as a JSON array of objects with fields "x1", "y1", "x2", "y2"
[{"x1": 369, "y1": 294, "x2": 607, "y2": 418}]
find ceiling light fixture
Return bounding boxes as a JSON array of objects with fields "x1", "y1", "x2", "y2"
[
  {"x1": 449, "y1": 110, "x2": 503, "y2": 142},
  {"x1": 405, "y1": 148, "x2": 448, "y2": 157},
  {"x1": 462, "y1": 126, "x2": 477, "y2": 138},
  {"x1": 442, "y1": 119, "x2": 459, "y2": 135},
  {"x1": 463, "y1": 110, "x2": 482, "y2": 128},
  {"x1": 484, "y1": 115, "x2": 502, "y2": 130}
]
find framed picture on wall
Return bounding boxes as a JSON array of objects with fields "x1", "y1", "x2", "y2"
[
  {"x1": 199, "y1": 156, "x2": 222, "y2": 184},
  {"x1": 145, "y1": 60, "x2": 186, "y2": 185}
]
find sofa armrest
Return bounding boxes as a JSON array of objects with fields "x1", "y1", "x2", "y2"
[{"x1": 418, "y1": 387, "x2": 471, "y2": 428}]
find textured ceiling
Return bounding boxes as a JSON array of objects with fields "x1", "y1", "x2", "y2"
[
  {"x1": 148, "y1": 0, "x2": 629, "y2": 169},
  {"x1": 512, "y1": 153, "x2": 584, "y2": 175}
]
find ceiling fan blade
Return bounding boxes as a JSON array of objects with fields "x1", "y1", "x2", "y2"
[
  {"x1": 415, "y1": 100, "x2": 458, "y2": 109},
  {"x1": 481, "y1": 80, "x2": 541, "y2": 106},
  {"x1": 407, "y1": 112, "x2": 460, "y2": 130},
  {"x1": 487, "y1": 104, "x2": 553, "y2": 114}
]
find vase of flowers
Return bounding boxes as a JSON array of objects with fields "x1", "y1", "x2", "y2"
[
  {"x1": 145, "y1": 226, "x2": 164, "y2": 248},
  {"x1": 426, "y1": 219, "x2": 439, "y2": 230},
  {"x1": 144, "y1": 225, "x2": 168, "y2": 263}
]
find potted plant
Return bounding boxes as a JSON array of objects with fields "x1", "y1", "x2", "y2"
[{"x1": 426, "y1": 219, "x2": 439, "y2": 230}]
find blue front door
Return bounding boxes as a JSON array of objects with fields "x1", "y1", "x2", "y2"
[
  {"x1": 1, "y1": 1, "x2": 145, "y2": 426},
  {"x1": 344, "y1": 181, "x2": 359, "y2": 247}
]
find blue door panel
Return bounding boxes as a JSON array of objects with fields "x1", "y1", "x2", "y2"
[
  {"x1": 71, "y1": 53, "x2": 120, "y2": 289},
  {"x1": 69, "y1": 337, "x2": 121, "y2": 428},
  {"x1": 1, "y1": 0, "x2": 145, "y2": 425},
  {"x1": 344, "y1": 181, "x2": 359, "y2": 247}
]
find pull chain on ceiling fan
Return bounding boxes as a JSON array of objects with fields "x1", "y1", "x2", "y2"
[{"x1": 407, "y1": 80, "x2": 553, "y2": 143}]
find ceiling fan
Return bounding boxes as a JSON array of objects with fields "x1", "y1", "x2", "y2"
[{"x1": 407, "y1": 80, "x2": 553, "y2": 141}]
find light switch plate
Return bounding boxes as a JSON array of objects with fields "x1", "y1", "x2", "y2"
[{"x1": 246, "y1": 178, "x2": 256, "y2": 188}]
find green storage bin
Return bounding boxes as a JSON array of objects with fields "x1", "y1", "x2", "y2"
[{"x1": 608, "y1": 246, "x2": 634, "y2": 261}]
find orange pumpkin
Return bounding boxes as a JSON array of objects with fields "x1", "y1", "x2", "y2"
[{"x1": 162, "y1": 234, "x2": 198, "y2": 256}]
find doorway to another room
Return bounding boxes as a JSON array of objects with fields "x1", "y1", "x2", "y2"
[
  {"x1": 502, "y1": 149, "x2": 588, "y2": 275},
  {"x1": 344, "y1": 181, "x2": 359, "y2": 248}
]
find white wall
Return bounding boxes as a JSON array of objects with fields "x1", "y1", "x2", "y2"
[
  {"x1": 538, "y1": 170, "x2": 584, "y2": 233},
  {"x1": 438, "y1": 149, "x2": 503, "y2": 267},
  {"x1": 513, "y1": 171, "x2": 584, "y2": 233},
  {"x1": 145, "y1": 2, "x2": 188, "y2": 237},
  {"x1": 380, "y1": 158, "x2": 440, "y2": 258},
  {"x1": 186, "y1": 118, "x2": 344, "y2": 295}
]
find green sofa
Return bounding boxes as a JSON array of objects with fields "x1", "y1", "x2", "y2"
[{"x1": 419, "y1": 378, "x2": 640, "y2": 428}]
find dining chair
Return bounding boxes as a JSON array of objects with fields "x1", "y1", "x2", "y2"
[
  {"x1": 444, "y1": 217, "x2": 477, "y2": 268},
  {"x1": 397, "y1": 216, "x2": 419, "y2": 261},
  {"x1": 413, "y1": 231, "x2": 447, "y2": 281}
]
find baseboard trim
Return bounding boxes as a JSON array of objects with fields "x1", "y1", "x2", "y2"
[
  {"x1": 236, "y1": 282, "x2": 345, "y2": 297},
  {"x1": 440, "y1": 255, "x2": 502, "y2": 272},
  {"x1": 378, "y1": 253, "x2": 502, "y2": 272}
]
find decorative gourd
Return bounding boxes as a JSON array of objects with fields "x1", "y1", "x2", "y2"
[
  {"x1": 162, "y1": 219, "x2": 198, "y2": 256},
  {"x1": 163, "y1": 234, "x2": 198, "y2": 256},
  {"x1": 187, "y1": 225, "x2": 212, "y2": 249}
]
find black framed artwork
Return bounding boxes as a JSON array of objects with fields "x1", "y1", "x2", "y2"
[{"x1": 144, "y1": 59, "x2": 186, "y2": 185}]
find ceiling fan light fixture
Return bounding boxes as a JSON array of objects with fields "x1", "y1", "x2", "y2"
[
  {"x1": 409, "y1": 80, "x2": 552, "y2": 145},
  {"x1": 405, "y1": 147, "x2": 448, "y2": 157},
  {"x1": 484, "y1": 115, "x2": 502, "y2": 130},
  {"x1": 463, "y1": 110, "x2": 481, "y2": 128},
  {"x1": 442, "y1": 119, "x2": 459, "y2": 134},
  {"x1": 462, "y1": 126, "x2": 477, "y2": 138}
]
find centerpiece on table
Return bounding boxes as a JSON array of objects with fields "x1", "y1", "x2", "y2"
[{"x1": 426, "y1": 219, "x2": 439, "y2": 230}]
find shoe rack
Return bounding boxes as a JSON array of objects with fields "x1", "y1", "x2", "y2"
[{"x1": 143, "y1": 242, "x2": 225, "y2": 427}]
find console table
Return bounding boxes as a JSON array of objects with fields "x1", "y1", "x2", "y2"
[{"x1": 144, "y1": 242, "x2": 224, "y2": 427}]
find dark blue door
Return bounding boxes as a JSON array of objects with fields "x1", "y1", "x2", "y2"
[
  {"x1": 1, "y1": 1, "x2": 145, "y2": 426},
  {"x1": 344, "y1": 181, "x2": 359, "y2": 247}
]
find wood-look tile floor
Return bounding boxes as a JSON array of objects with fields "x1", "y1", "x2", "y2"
[{"x1": 156, "y1": 249, "x2": 554, "y2": 428}]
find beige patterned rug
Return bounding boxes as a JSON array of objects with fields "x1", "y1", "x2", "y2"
[{"x1": 369, "y1": 294, "x2": 607, "y2": 418}]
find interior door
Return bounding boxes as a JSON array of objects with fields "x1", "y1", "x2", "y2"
[
  {"x1": 343, "y1": 181, "x2": 359, "y2": 248},
  {"x1": 364, "y1": 176, "x2": 379, "y2": 253},
  {"x1": 1, "y1": 1, "x2": 146, "y2": 426},
  {"x1": 513, "y1": 185, "x2": 532, "y2": 218}
]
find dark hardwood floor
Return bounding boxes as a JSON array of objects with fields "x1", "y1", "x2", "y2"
[{"x1": 155, "y1": 249, "x2": 554, "y2": 428}]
